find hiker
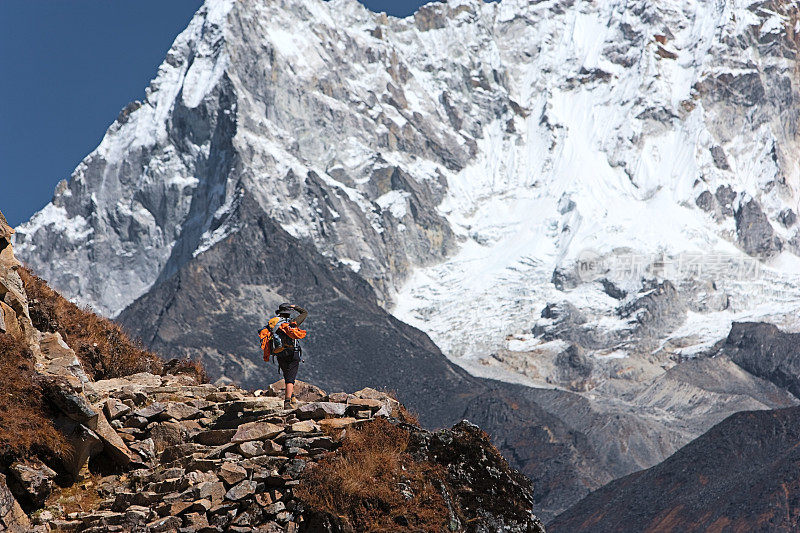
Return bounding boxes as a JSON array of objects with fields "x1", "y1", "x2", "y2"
[{"x1": 259, "y1": 303, "x2": 308, "y2": 408}]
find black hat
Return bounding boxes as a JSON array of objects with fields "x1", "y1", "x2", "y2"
[{"x1": 275, "y1": 303, "x2": 293, "y2": 315}]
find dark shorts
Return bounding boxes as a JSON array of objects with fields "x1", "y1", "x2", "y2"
[{"x1": 277, "y1": 349, "x2": 301, "y2": 384}]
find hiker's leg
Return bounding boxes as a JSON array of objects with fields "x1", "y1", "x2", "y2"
[{"x1": 283, "y1": 355, "x2": 299, "y2": 399}]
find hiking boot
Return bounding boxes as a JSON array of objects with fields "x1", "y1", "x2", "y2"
[{"x1": 284, "y1": 397, "x2": 299, "y2": 409}]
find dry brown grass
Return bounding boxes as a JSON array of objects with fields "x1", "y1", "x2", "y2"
[
  {"x1": 19, "y1": 267, "x2": 165, "y2": 380},
  {"x1": 296, "y1": 418, "x2": 449, "y2": 532},
  {"x1": 0, "y1": 333, "x2": 68, "y2": 459},
  {"x1": 163, "y1": 357, "x2": 209, "y2": 384},
  {"x1": 47, "y1": 473, "x2": 104, "y2": 515}
]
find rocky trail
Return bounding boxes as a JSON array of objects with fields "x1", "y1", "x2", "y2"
[{"x1": 7, "y1": 374, "x2": 543, "y2": 533}]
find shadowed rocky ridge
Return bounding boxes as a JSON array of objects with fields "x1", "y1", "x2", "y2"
[
  {"x1": 548, "y1": 406, "x2": 800, "y2": 532},
  {"x1": 716, "y1": 321, "x2": 800, "y2": 399}
]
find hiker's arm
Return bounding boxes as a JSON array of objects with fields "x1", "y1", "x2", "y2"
[{"x1": 292, "y1": 305, "x2": 308, "y2": 326}]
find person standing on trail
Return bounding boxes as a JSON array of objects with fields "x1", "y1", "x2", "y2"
[{"x1": 259, "y1": 303, "x2": 308, "y2": 409}]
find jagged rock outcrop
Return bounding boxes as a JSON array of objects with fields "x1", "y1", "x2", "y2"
[
  {"x1": 716, "y1": 321, "x2": 800, "y2": 399},
  {"x1": 408, "y1": 421, "x2": 546, "y2": 533},
  {"x1": 549, "y1": 406, "x2": 800, "y2": 532},
  {"x1": 735, "y1": 196, "x2": 783, "y2": 257},
  {"x1": 1, "y1": 211, "x2": 38, "y2": 354}
]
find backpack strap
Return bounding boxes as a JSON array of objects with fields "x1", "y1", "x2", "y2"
[{"x1": 271, "y1": 318, "x2": 287, "y2": 334}]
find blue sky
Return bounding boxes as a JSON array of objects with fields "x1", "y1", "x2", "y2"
[{"x1": 0, "y1": 0, "x2": 435, "y2": 227}]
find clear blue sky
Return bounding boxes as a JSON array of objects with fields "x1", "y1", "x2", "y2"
[{"x1": 0, "y1": 0, "x2": 435, "y2": 227}]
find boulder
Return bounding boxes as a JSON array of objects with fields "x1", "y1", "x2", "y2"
[
  {"x1": 0, "y1": 301, "x2": 22, "y2": 338},
  {"x1": 239, "y1": 440, "x2": 269, "y2": 458},
  {"x1": 346, "y1": 398, "x2": 383, "y2": 410},
  {"x1": 219, "y1": 463, "x2": 247, "y2": 486},
  {"x1": 8, "y1": 459, "x2": 56, "y2": 508},
  {"x1": 94, "y1": 411, "x2": 139, "y2": 466},
  {"x1": 0, "y1": 474, "x2": 32, "y2": 533},
  {"x1": 204, "y1": 442, "x2": 239, "y2": 460},
  {"x1": 53, "y1": 418, "x2": 103, "y2": 477},
  {"x1": 129, "y1": 438, "x2": 156, "y2": 461},
  {"x1": 195, "y1": 481, "x2": 226, "y2": 505},
  {"x1": 290, "y1": 420, "x2": 319, "y2": 433},
  {"x1": 325, "y1": 392, "x2": 349, "y2": 403},
  {"x1": 41, "y1": 376, "x2": 99, "y2": 429},
  {"x1": 133, "y1": 402, "x2": 166, "y2": 419},
  {"x1": 123, "y1": 415, "x2": 148, "y2": 429},
  {"x1": 255, "y1": 492, "x2": 273, "y2": 507},
  {"x1": 112, "y1": 491, "x2": 161, "y2": 511},
  {"x1": 167, "y1": 500, "x2": 194, "y2": 516},
  {"x1": 150, "y1": 420, "x2": 185, "y2": 453},
  {"x1": 91, "y1": 373, "x2": 162, "y2": 398},
  {"x1": 225, "y1": 480, "x2": 257, "y2": 501},
  {"x1": 281, "y1": 458, "x2": 306, "y2": 478},
  {"x1": 352, "y1": 387, "x2": 388, "y2": 400},
  {"x1": 206, "y1": 391, "x2": 243, "y2": 402},
  {"x1": 318, "y1": 417, "x2": 357, "y2": 430},
  {"x1": 185, "y1": 499, "x2": 213, "y2": 513},
  {"x1": 196, "y1": 428, "x2": 236, "y2": 446},
  {"x1": 228, "y1": 397, "x2": 284, "y2": 412},
  {"x1": 263, "y1": 501, "x2": 286, "y2": 515},
  {"x1": 103, "y1": 398, "x2": 130, "y2": 420},
  {"x1": 147, "y1": 516, "x2": 182, "y2": 532},
  {"x1": 182, "y1": 512, "x2": 209, "y2": 530},
  {"x1": 159, "y1": 402, "x2": 202, "y2": 421},
  {"x1": 259, "y1": 440, "x2": 284, "y2": 456},
  {"x1": 124, "y1": 505, "x2": 153, "y2": 527},
  {"x1": 184, "y1": 471, "x2": 218, "y2": 486},
  {"x1": 267, "y1": 380, "x2": 326, "y2": 402},
  {"x1": 296, "y1": 402, "x2": 347, "y2": 420},
  {"x1": 231, "y1": 421, "x2": 283, "y2": 443},
  {"x1": 38, "y1": 332, "x2": 91, "y2": 384}
]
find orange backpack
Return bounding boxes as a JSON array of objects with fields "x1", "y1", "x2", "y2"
[{"x1": 259, "y1": 317, "x2": 307, "y2": 362}]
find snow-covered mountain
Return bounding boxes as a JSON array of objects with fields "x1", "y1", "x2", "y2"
[
  {"x1": 13, "y1": 0, "x2": 800, "y2": 517},
  {"x1": 17, "y1": 0, "x2": 800, "y2": 377}
]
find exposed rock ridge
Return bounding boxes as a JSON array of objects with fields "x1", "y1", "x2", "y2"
[{"x1": 28, "y1": 374, "x2": 545, "y2": 532}]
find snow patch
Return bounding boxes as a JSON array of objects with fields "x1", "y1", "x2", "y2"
[
  {"x1": 18, "y1": 204, "x2": 93, "y2": 242},
  {"x1": 375, "y1": 190, "x2": 410, "y2": 218}
]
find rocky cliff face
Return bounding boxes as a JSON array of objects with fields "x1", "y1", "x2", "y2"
[{"x1": 10, "y1": 0, "x2": 800, "y2": 521}]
